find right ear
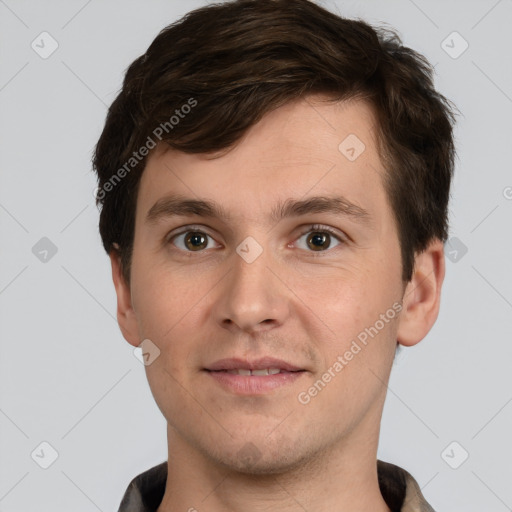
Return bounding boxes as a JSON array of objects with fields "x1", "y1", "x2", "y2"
[{"x1": 109, "y1": 245, "x2": 140, "y2": 347}]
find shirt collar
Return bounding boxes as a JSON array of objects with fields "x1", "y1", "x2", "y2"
[{"x1": 118, "y1": 459, "x2": 435, "y2": 512}]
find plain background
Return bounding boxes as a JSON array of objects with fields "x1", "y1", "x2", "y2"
[{"x1": 1, "y1": 0, "x2": 511, "y2": 510}]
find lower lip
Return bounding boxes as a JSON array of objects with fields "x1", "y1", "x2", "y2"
[{"x1": 204, "y1": 370, "x2": 306, "y2": 395}]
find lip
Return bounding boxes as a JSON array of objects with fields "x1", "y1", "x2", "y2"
[
  {"x1": 203, "y1": 357, "x2": 307, "y2": 395},
  {"x1": 204, "y1": 357, "x2": 304, "y2": 372},
  {"x1": 205, "y1": 369, "x2": 306, "y2": 395}
]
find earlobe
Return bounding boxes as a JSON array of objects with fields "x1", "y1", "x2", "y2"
[
  {"x1": 396, "y1": 238, "x2": 446, "y2": 347},
  {"x1": 109, "y1": 246, "x2": 140, "y2": 347}
]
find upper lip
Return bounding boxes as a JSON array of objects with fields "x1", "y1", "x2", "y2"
[{"x1": 204, "y1": 357, "x2": 304, "y2": 372}]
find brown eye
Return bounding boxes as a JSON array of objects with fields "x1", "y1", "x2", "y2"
[
  {"x1": 295, "y1": 226, "x2": 342, "y2": 253},
  {"x1": 307, "y1": 232, "x2": 332, "y2": 251},
  {"x1": 171, "y1": 230, "x2": 215, "y2": 251},
  {"x1": 184, "y1": 232, "x2": 208, "y2": 251}
]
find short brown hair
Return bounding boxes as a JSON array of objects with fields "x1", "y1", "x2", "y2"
[{"x1": 93, "y1": 0, "x2": 458, "y2": 286}]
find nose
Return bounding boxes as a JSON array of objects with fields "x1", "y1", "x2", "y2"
[{"x1": 212, "y1": 245, "x2": 290, "y2": 334}]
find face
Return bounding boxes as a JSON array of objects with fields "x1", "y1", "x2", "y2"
[{"x1": 112, "y1": 95, "x2": 434, "y2": 475}]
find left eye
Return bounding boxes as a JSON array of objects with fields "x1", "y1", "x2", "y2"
[{"x1": 295, "y1": 228, "x2": 342, "y2": 252}]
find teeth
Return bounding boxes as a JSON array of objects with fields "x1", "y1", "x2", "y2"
[
  {"x1": 225, "y1": 368, "x2": 282, "y2": 376},
  {"x1": 230, "y1": 369, "x2": 251, "y2": 376},
  {"x1": 252, "y1": 369, "x2": 272, "y2": 376}
]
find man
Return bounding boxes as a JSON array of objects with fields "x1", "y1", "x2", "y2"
[{"x1": 93, "y1": 0, "x2": 457, "y2": 510}]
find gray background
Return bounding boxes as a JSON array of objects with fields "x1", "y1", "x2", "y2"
[{"x1": 1, "y1": 0, "x2": 511, "y2": 510}]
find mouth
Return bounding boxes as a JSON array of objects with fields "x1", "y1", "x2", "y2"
[
  {"x1": 207, "y1": 368, "x2": 304, "y2": 376},
  {"x1": 203, "y1": 357, "x2": 307, "y2": 394},
  {"x1": 204, "y1": 356, "x2": 305, "y2": 373}
]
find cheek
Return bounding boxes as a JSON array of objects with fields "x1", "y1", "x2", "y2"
[
  {"x1": 288, "y1": 262, "x2": 373, "y2": 330},
  {"x1": 137, "y1": 276, "x2": 201, "y2": 418},
  {"x1": 130, "y1": 251, "x2": 202, "y2": 338},
  {"x1": 289, "y1": 260, "x2": 400, "y2": 365},
  {"x1": 298, "y1": 297, "x2": 399, "y2": 426}
]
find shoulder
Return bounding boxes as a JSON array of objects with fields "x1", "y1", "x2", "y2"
[{"x1": 117, "y1": 461, "x2": 167, "y2": 512}]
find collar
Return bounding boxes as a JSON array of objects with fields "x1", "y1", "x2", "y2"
[{"x1": 117, "y1": 459, "x2": 435, "y2": 512}]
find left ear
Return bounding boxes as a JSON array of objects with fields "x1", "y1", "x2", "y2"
[{"x1": 397, "y1": 238, "x2": 445, "y2": 347}]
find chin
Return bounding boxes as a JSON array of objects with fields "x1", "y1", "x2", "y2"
[{"x1": 208, "y1": 437, "x2": 312, "y2": 476}]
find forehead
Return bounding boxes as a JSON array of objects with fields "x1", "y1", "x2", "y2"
[{"x1": 136, "y1": 95, "x2": 389, "y2": 227}]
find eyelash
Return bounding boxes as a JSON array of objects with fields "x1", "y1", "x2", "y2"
[
  {"x1": 167, "y1": 223, "x2": 346, "y2": 255},
  {"x1": 294, "y1": 224, "x2": 345, "y2": 252}
]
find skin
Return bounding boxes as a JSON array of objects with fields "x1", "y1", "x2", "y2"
[{"x1": 110, "y1": 95, "x2": 445, "y2": 511}]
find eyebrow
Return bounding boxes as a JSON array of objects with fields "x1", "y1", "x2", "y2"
[{"x1": 145, "y1": 193, "x2": 372, "y2": 227}]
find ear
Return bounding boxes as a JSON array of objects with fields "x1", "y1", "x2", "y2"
[
  {"x1": 396, "y1": 238, "x2": 445, "y2": 347},
  {"x1": 109, "y1": 245, "x2": 140, "y2": 347}
]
